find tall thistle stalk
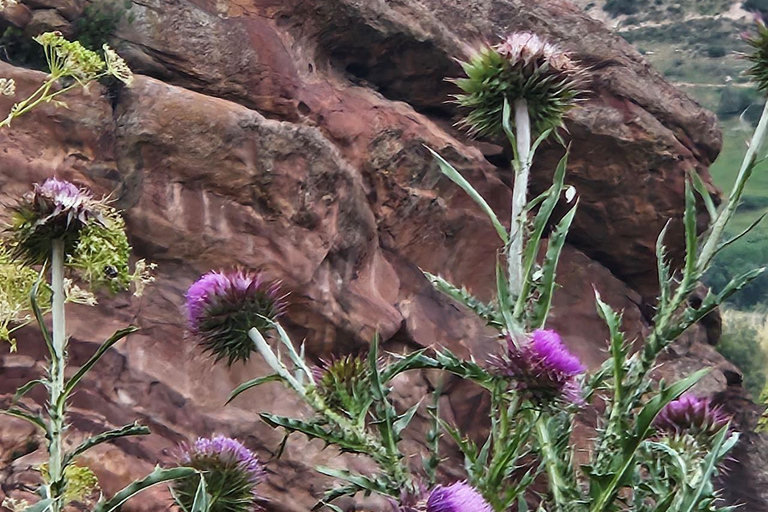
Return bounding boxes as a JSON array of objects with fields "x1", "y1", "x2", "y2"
[
  {"x1": 0, "y1": 36, "x2": 217, "y2": 510},
  {"x1": 47, "y1": 239, "x2": 66, "y2": 511},
  {"x1": 508, "y1": 98, "x2": 531, "y2": 304}
]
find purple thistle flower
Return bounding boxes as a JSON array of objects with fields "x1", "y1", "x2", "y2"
[
  {"x1": 654, "y1": 394, "x2": 730, "y2": 439},
  {"x1": 9, "y1": 177, "x2": 107, "y2": 264},
  {"x1": 175, "y1": 436, "x2": 265, "y2": 512},
  {"x1": 426, "y1": 482, "x2": 492, "y2": 512},
  {"x1": 186, "y1": 269, "x2": 286, "y2": 366},
  {"x1": 492, "y1": 329, "x2": 585, "y2": 406}
]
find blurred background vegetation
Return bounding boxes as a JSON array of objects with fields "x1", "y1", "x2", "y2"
[{"x1": 577, "y1": 0, "x2": 768, "y2": 398}]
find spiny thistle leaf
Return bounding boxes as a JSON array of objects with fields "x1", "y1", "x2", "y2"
[
  {"x1": 93, "y1": 466, "x2": 197, "y2": 512},
  {"x1": 423, "y1": 271, "x2": 502, "y2": 328}
]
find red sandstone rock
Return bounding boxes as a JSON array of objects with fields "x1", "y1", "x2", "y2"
[{"x1": 0, "y1": 0, "x2": 764, "y2": 510}]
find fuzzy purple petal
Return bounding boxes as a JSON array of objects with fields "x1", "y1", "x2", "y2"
[
  {"x1": 654, "y1": 393, "x2": 730, "y2": 437},
  {"x1": 426, "y1": 482, "x2": 492, "y2": 512}
]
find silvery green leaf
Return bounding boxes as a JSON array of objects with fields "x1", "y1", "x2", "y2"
[
  {"x1": 22, "y1": 499, "x2": 54, "y2": 512},
  {"x1": 13, "y1": 379, "x2": 47, "y2": 403},
  {"x1": 0, "y1": 407, "x2": 46, "y2": 431},
  {"x1": 690, "y1": 170, "x2": 717, "y2": 222},
  {"x1": 529, "y1": 201, "x2": 578, "y2": 330},
  {"x1": 426, "y1": 146, "x2": 509, "y2": 244},
  {"x1": 393, "y1": 401, "x2": 420, "y2": 437},
  {"x1": 62, "y1": 326, "x2": 139, "y2": 405},
  {"x1": 190, "y1": 475, "x2": 210, "y2": 512},
  {"x1": 92, "y1": 466, "x2": 197, "y2": 512},
  {"x1": 226, "y1": 374, "x2": 283, "y2": 404},
  {"x1": 64, "y1": 422, "x2": 150, "y2": 465},
  {"x1": 514, "y1": 150, "x2": 569, "y2": 324},
  {"x1": 588, "y1": 369, "x2": 708, "y2": 512}
]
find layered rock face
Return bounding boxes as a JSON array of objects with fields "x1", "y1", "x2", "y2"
[{"x1": 0, "y1": 0, "x2": 764, "y2": 510}]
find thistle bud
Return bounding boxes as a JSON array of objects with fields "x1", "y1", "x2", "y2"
[
  {"x1": 174, "y1": 436, "x2": 265, "y2": 512},
  {"x1": 491, "y1": 329, "x2": 585, "y2": 406},
  {"x1": 7, "y1": 178, "x2": 149, "y2": 294},
  {"x1": 8, "y1": 178, "x2": 106, "y2": 265},
  {"x1": 312, "y1": 354, "x2": 372, "y2": 418},
  {"x1": 654, "y1": 394, "x2": 730, "y2": 440},
  {"x1": 453, "y1": 32, "x2": 586, "y2": 138},
  {"x1": 186, "y1": 269, "x2": 286, "y2": 366}
]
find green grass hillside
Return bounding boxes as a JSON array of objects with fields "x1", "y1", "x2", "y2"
[{"x1": 575, "y1": 0, "x2": 768, "y2": 309}]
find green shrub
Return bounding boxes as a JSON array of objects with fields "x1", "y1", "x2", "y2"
[
  {"x1": 604, "y1": 0, "x2": 646, "y2": 16},
  {"x1": 0, "y1": 26, "x2": 47, "y2": 70},
  {"x1": 717, "y1": 85, "x2": 761, "y2": 119},
  {"x1": 744, "y1": 0, "x2": 768, "y2": 16},
  {"x1": 717, "y1": 310, "x2": 768, "y2": 398},
  {"x1": 74, "y1": 0, "x2": 135, "y2": 51},
  {"x1": 706, "y1": 45, "x2": 727, "y2": 58}
]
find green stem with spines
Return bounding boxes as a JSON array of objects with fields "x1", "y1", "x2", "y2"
[{"x1": 535, "y1": 415, "x2": 569, "y2": 512}]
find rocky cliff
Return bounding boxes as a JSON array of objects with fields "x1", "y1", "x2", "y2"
[{"x1": 0, "y1": 0, "x2": 765, "y2": 510}]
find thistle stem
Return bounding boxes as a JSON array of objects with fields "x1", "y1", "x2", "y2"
[
  {"x1": 508, "y1": 98, "x2": 531, "y2": 324},
  {"x1": 48, "y1": 238, "x2": 67, "y2": 511},
  {"x1": 535, "y1": 416, "x2": 567, "y2": 512}
]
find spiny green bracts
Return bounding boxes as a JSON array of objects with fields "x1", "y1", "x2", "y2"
[
  {"x1": 174, "y1": 436, "x2": 266, "y2": 512},
  {"x1": 453, "y1": 32, "x2": 586, "y2": 138},
  {"x1": 312, "y1": 354, "x2": 372, "y2": 419},
  {"x1": 745, "y1": 17, "x2": 768, "y2": 92}
]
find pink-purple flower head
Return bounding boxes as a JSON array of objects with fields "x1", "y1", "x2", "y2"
[
  {"x1": 174, "y1": 436, "x2": 265, "y2": 512},
  {"x1": 426, "y1": 482, "x2": 492, "y2": 512},
  {"x1": 654, "y1": 394, "x2": 731, "y2": 439},
  {"x1": 186, "y1": 269, "x2": 286, "y2": 366},
  {"x1": 492, "y1": 329, "x2": 585, "y2": 406},
  {"x1": 9, "y1": 177, "x2": 107, "y2": 264}
]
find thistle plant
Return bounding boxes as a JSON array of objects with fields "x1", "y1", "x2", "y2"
[
  {"x1": 0, "y1": 32, "x2": 133, "y2": 128},
  {"x1": 192, "y1": 26, "x2": 768, "y2": 512},
  {"x1": 172, "y1": 436, "x2": 266, "y2": 512},
  {"x1": 0, "y1": 178, "x2": 202, "y2": 512}
]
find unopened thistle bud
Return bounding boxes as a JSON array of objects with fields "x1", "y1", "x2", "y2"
[
  {"x1": 312, "y1": 354, "x2": 371, "y2": 418},
  {"x1": 491, "y1": 329, "x2": 585, "y2": 406},
  {"x1": 186, "y1": 269, "x2": 286, "y2": 365},
  {"x1": 174, "y1": 436, "x2": 265, "y2": 512},
  {"x1": 453, "y1": 32, "x2": 586, "y2": 138}
]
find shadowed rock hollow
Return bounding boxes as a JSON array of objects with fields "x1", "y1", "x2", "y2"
[{"x1": 0, "y1": 0, "x2": 765, "y2": 510}]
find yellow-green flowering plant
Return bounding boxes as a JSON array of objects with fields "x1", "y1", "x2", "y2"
[{"x1": 0, "y1": 31, "x2": 133, "y2": 128}]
